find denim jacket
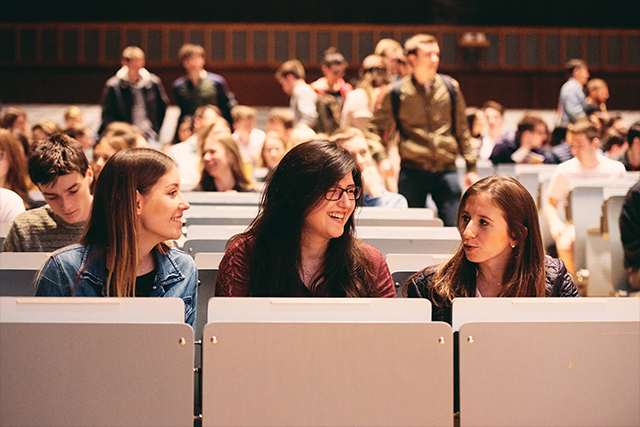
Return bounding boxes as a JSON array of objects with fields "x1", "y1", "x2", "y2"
[{"x1": 35, "y1": 244, "x2": 198, "y2": 329}]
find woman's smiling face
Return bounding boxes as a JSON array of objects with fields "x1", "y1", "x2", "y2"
[{"x1": 302, "y1": 174, "x2": 357, "y2": 245}]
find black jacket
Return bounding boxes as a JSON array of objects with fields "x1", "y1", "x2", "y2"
[
  {"x1": 620, "y1": 181, "x2": 640, "y2": 268},
  {"x1": 405, "y1": 256, "x2": 579, "y2": 324},
  {"x1": 99, "y1": 69, "x2": 169, "y2": 136}
]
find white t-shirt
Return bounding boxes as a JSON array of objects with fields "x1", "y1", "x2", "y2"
[
  {"x1": 168, "y1": 135, "x2": 200, "y2": 192},
  {"x1": 0, "y1": 188, "x2": 26, "y2": 224},
  {"x1": 233, "y1": 128, "x2": 265, "y2": 166},
  {"x1": 547, "y1": 156, "x2": 628, "y2": 203}
]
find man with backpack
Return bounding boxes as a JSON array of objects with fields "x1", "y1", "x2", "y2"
[{"x1": 365, "y1": 34, "x2": 478, "y2": 226}]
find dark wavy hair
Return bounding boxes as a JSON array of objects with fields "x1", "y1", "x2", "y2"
[
  {"x1": 408, "y1": 176, "x2": 546, "y2": 303},
  {"x1": 231, "y1": 139, "x2": 380, "y2": 297}
]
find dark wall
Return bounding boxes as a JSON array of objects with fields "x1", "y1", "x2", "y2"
[
  {"x1": 2, "y1": 65, "x2": 639, "y2": 111},
  {"x1": 1, "y1": 0, "x2": 636, "y2": 28}
]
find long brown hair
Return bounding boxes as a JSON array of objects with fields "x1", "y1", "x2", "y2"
[
  {"x1": 418, "y1": 176, "x2": 546, "y2": 304},
  {"x1": 80, "y1": 148, "x2": 173, "y2": 297},
  {"x1": 0, "y1": 129, "x2": 32, "y2": 207},
  {"x1": 232, "y1": 139, "x2": 379, "y2": 297},
  {"x1": 197, "y1": 124, "x2": 253, "y2": 191}
]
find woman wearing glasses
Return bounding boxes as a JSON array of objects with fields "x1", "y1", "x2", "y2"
[{"x1": 216, "y1": 139, "x2": 396, "y2": 297}]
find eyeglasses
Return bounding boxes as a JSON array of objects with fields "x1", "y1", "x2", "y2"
[{"x1": 325, "y1": 186, "x2": 362, "y2": 201}]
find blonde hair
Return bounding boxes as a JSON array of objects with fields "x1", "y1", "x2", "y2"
[
  {"x1": 122, "y1": 46, "x2": 145, "y2": 61},
  {"x1": 231, "y1": 105, "x2": 257, "y2": 122},
  {"x1": 275, "y1": 59, "x2": 306, "y2": 80},
  {"x1": 288, "y1": 124, "x2": 317, "y2": 147}
]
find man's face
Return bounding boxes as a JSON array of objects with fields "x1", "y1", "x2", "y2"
[
  {"x1": 574, "y1": 66, "x2": 590, "y2": 85},
  {"x1": 279, "y1": 75, "x2": 296, "y2": 96},
  {"x1": 384, "y1": 48, "x2": 402, "y2": 77},
  {"x1": 183, "y1": 54, "x2": 205, "y2": 74},
  {"x1": 233, "y1": 117, "x2": 255, "y2": 134},
  {"x1": 569, "y1": 133, "x2": 598, "y2": 162},
  {"x1": 39, "y1": 170, "x2": 94, "y2": 224},
  {"x1": 341, "y1": 136, "x2": 373, "y2": 172},
  {"x1": 125, "y1": 58, "x2": 145, "y2": 80},
  {"x1": 484, "y1": 108, "x2": 504, "y2": 131},
  {"x1": 409, "y1": 43, "x2": 440, "y2": 78},
  {"x1": 595, "y1": 85, "x2": 609, "y2": 103},
  {"x1": 530, "y1": 124, "x2": 548, "y2": 148},
  {"x1": 323, "y1": 64, "x2": 346, "y2": 84}
]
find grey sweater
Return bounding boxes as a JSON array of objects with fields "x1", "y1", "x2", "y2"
[{"x1": 2, "y1": 205, "x2": 87, "y2": 252}]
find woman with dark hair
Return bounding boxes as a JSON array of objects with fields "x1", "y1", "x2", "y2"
[
  {"x1": 216, "y1": 139, "x2": 395, "y2": 297},
  {"x1": 465, "y1": 107, "x2": 485, "y2": 155},
  {"x1": 90, "y1": 135, "x2": 128, "y2": 191},
  {"x1": 0, "y1": 129, "x2": 37, "y2": 209},
  {"x1": 405, "y1": 176, "x2": 578, "y2": 323},
  {"x1": 35, "y1": 148, "x2": 197, "y2": 328},
  {"x1": 197, "y1": 125, "x2": 255, "y2": 192},
  {"x1": 173, "y1": 114, "x2": 194, "y2": 145},
  {"x1": 0, "y1": 107, "x2": 29, "y2": 138}
]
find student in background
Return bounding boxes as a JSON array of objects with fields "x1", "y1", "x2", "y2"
[
  {"x1": 0, "y1": 188, "x2": 25, "y2": 225},
  {"x1": 275, "y1": 59, "x2": 318, "y2": 128},
  {"x1": 216, "y1": 139, "x2": 395, "y2": 297},
  {"x1": 63, "y1": 106, "x2": 85, "y2": 130},
  {"x1": 266, "y1": 108, "x2": 294, "y2": 141},
  {"x1": 31, "y1": 120, "x2": 60, "y2": 144},
  {"x1": 259, "y1": 131, "x2": 288, "y2": 171},
  {"x1": 90, "y1": 135, "x2": 128, "y2": 190},
  {"x1": 490, "y1": 114, "x2": 552, "y2": 165},
  {"x1": 173, "y1": 44, "x2": 236, "y2": 128},
  {"x1": 0, "y1": 129, "x2": 37, "y2": 209},
  {"x1": 168, "y1": 105, "x2": 221, "y2": 191},
  {"x1": 620, "y1": 180, "x2": 640, "y2": 291},
  {"x1": 197, "y1": 131, "x2": 254, "y2": 193},
  {"x1": 2, "y1": 134, "x2": 94, "y2": 252},
  {"x1": 331, "y1": 127, "x2": 407, "y2": 208},
  {"x1": 615, "y1": 120, "x2": 640, "y2": 171},
  {"x1": 543, "y1": 119, "x2": 627, "y2": 275},
  {"x1": 35, "y1": 148, "x2": 197, "y2": 328},
  {"x1": 405, "y1": 176, "x2": 578, "y2": 324},
  {"x1": 231, "y1": 105, "x2": 266, "y2": 169}
]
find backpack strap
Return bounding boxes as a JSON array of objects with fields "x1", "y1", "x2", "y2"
[
  {"x1": 438, "y1": 73, "x2": 457, "y2": 137},
  {"x1": 391, "y1": 79, "x2": 403, "y2": 127}
]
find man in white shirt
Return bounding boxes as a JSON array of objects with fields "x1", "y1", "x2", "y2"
[
  {"x1": 231, "y1": 106, "x2": 265, "y2": 169},
  {"x1": 275, "y1": 60, "x2": 318, "y2": 128},
  {"x1": 544, "y1": 119, "x2": 627, "y2": 274}
]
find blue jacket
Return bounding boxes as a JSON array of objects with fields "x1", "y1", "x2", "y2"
[{"x1": 35, "y1": 244, "x2": 198, "y2": 329}]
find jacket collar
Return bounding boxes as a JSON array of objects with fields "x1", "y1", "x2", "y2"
[{"x1": 78, "y1": 244, "x2": 185, "y2": 296}]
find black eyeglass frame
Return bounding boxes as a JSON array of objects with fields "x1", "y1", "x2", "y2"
[{"x1": 324, "y1": 186, "x2": 362, "y2": 201}]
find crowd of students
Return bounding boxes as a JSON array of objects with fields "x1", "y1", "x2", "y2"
[{"x1": 1, "y1": 33, "x2": 639, "y2": 329}]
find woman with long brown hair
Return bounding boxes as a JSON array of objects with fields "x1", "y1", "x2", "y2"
[
  {"x1": 405, "y1": 176, "x2": 578, "y2": 323},
  {"x1": 0, "y1": 129, "x2": 37, "y2": 209},
  {"x1": 197, "y1": 123, "x2": 255, "y2": 192},
  {"x1": 216, "y1": 139, "x2": 395, "y2": 297},
  {"x1": 35, "y1": 148, "x2": 197, "y2": 328}
]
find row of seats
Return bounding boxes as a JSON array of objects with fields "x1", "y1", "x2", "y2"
[{"x1": 1, "y1": 296, "x2": 638, "y2": 427}]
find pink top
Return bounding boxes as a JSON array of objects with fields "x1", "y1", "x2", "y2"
[{"x1": 216, "y1": 236, "x2": 396, "y2": 298}]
